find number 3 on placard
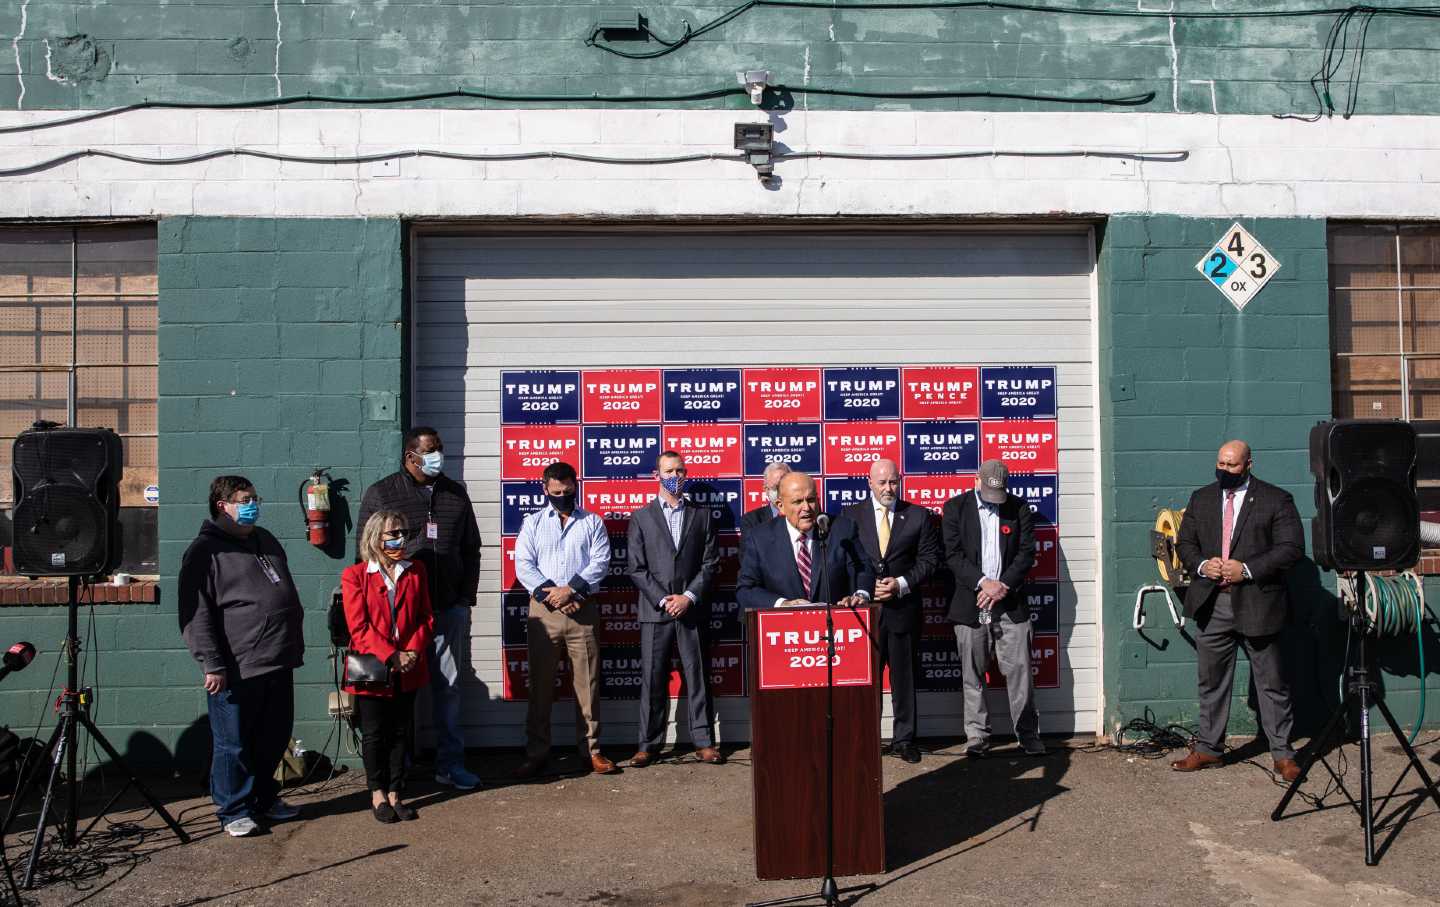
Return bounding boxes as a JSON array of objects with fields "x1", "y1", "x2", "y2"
[{"x1": 1228, "y1": 231, "x2": 1268, "y2": 280}]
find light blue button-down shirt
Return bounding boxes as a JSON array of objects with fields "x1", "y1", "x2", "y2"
[
  {"x1": 661, "y1": 497, "x2": 686, "y2": 549},
  {"x1": 515, "y1": 505, "x2": 611, "y2": 598}
]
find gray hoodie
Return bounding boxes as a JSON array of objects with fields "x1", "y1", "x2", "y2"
[{"x1": 178, "y1": 519, "x2": 305, "y2": 681}]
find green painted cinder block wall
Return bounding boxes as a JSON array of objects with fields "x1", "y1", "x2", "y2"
[
  {"x1": 0, "y1": 1, "x2": 1438, "y2": 116},
  {"x1": 1097, "y1": 215, "x2": 1440, "y2": 741},
  {"x1": 1097, "y1": 215, "x2": 1332, "y2": 736},
  {"x1": 0, "y1": 217, "x2": 404, "y2": 773}
]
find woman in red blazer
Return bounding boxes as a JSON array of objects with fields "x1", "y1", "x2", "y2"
[{"x1": 342, "y1": 510, "x2": 435, "y2": 824}]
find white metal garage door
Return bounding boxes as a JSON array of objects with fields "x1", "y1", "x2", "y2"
[{"x1": 412, "y1": 227, "x2": 1099, "y2": 747}]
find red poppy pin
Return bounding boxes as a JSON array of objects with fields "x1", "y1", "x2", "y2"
[{"x1": 1001, "y1": 525, "x2": 1012, "y2": 535}]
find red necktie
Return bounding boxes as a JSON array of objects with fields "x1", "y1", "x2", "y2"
[
  {"x1": 796, "y1": 533, "x2": 811, "y2": 595},
  {"x1": 1220, "y1": 490, "x2": 1236, "y2": 586}
]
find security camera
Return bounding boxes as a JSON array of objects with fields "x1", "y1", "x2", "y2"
[{"x1": 736, "y1": 70, "x2": 771, "y2": 106}]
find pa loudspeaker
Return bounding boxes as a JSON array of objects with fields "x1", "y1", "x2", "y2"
[
  {"x1": 11, "y1": 426, "x2": 124, "y2": 577},
  {"x1": 1309, "y1": 419, "x2": 1419, "y2": 572}
]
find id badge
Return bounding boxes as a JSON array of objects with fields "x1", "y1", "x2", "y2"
[
  {"x1": 257, "y1": 555, "x2": 282, "y2": 586},
  {"x1": 426, "y1": 520, "x2": 439, "y2": 540}
]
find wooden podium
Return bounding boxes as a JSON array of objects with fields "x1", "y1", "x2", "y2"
[{"x1": 747, "y1": 605, "x2": 885, "y2": 881}]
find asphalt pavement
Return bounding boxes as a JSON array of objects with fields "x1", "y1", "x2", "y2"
[{"x1": 6, "y1": 736, "x2": 1440, "y2": 907}]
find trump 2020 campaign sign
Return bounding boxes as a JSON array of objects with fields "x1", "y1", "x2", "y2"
[{"x1": 499, "y1": 365, "x2": 1061, "y2": 699}]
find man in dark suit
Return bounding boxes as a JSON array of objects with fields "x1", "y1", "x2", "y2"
[
  {"x1": 739, "y1": 461, "x2": 790, "y2": 540},
  {"x1": 625, "y1": 451, "x2": 723, "y2": 767},
  {"x1": 836, "y1": 459, "x2": 941, "y2": 763},
  {"x1": 942, "y1": 459, "x2": 1042, "y2": 757},
  {"x1": 1172, "y1": 440, "x2": 1304, "y2": 781},
  {"x1": 737, "y1": 472, "x2": 874, "y2": 611}
]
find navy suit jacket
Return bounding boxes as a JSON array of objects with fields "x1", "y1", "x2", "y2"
[{"x1": 736, "y1": 516, "x2": 874, "y2": 610}]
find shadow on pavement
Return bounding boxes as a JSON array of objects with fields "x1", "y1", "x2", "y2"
[{"x1": 881, "y1": 743, "x2": 1073, "y2": 875}]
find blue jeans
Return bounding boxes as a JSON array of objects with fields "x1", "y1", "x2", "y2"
[
  {"x1": 207, "y1": 668, "x2": 294, "y2": 825},
  {"x1": 429, "y1": 606, "x2": 469, "y2": 772}
]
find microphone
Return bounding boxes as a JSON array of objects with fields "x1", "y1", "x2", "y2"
[
  {"x1": 813, "y1": 513, "x2": 830, "y2": 541},
  {"x1": 0, "y1": 641, "x2": 36, "y2": 683}
]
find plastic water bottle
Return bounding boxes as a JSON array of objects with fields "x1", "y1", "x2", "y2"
[{"x1": 293, "y1": 739, "x2": 306, "y2": 759}]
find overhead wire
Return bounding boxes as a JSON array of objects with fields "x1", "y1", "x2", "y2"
[
  {"x1": 0, "y1": 83, "x2": 1156, "y2": 139},
  {"x1": 0, "y1": 145, "x2": 1188, "y2": 179},
  {"x1": 585, "y1": 2, "x2": 1440, "y2": 61}
]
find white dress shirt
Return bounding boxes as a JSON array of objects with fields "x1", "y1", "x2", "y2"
[
  {"x1": 367, "y1": 558, "x2": 412, "y2": 641},
  {"x1": 1200, "y1": 477, "x2": 1252, "y2": 581},
  {"x1": 976, "y1": 498, "x2": 1003, "y2": 587}
]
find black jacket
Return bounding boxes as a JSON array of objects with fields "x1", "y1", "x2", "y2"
[
  {"x1": 178, "y1": 520, "x2": 305, "y2": 681},
  {"x1": 739, "y1": 504, "x2": 779, "y2": 540},
  {"x1": 357, "y1": 470, "x2": 482, "y2": 610},
  {"x1": 836, "y1": 498, "x2": 942, "y2": 634},
  {"x1": 1176, "y1": 476, "x2": 1304, "y2": 637},
  {"x1": 941, "y1": 491, "x2": 1036, "y2": 627}
]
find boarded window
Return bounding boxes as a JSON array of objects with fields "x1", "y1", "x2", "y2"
[{"x1": 0, "y1": 224, "x2": 158, "y2": 508}]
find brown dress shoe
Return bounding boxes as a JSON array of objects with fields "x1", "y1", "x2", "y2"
[
  {"x1": 510, "y1": 758, "x2": 546, "y2": 781},
  {"x1": 629, "y1": 751, "x2": 656, "y2": 768},
  {"x1": 694, "y1": 746, "x2": 725, "y2": 765},
  {"x1": 1274, "y1": 757, "x2": 1301, "y2": 782},
  {"x1": 591, "y1": 754, "x2": 620, "y2": 775},
  {"x1": 1170, "y1": 749, "x2": 1223, "y2": 772}
]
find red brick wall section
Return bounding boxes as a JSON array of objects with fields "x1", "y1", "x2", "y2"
[{"x1": 0, "y1": 579, "x2": 158, "y2": 605}]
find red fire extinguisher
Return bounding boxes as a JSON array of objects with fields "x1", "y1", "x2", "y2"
[{"x1": 299, "y1": 469, "x2": 332, "y2": 547}]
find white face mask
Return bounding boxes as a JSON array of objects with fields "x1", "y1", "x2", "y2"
[{"x1": 414, "y1": 450, "x2": 444, "y2": 477}]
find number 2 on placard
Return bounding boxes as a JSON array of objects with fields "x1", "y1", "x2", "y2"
[{"x1": 1207, "y1": 252, "x2": 1229, "y2": 280}]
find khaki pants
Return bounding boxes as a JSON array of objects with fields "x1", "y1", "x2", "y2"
[{"x1": 525, "y1": 599, "x2": 602, "y2": 760}]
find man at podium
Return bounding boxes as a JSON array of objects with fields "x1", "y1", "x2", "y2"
[{"x1": 737, "y1": 472, "x2": 874, "y2": 610}]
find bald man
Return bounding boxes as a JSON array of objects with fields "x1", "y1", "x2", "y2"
[
  {"x1": 835, "y1": 459, "x2": 941, "y2": 762},
  {"x1": 740, "y1": 461, "x2": 791, "y2": 540},
  {"x1": 736, "y1": 472, "x2": 874, "y2": 612},
  {"x1": 1173, "y1": 440, "x2": 1305, "y2": 781}
]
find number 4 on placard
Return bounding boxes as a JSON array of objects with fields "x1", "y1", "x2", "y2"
[{"x1": 1195, "y1": 223, "x2": 1281, "y2": 311}]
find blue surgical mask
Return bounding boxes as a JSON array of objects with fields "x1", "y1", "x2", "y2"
[
  {"x1": 660, "y1": 475, "x2": 684, "y2": 496},
  {"x1": 234, "y1": 501, "x2": 260, "y2": 526},
  {"x1": 382, "y1": 537, "x2": 405, "y2": 550},
  {"x1": 418, "y1": 451, "x2": 444, "y2": 477}
]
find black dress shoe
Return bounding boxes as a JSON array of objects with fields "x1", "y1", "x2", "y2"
[
  {"x1": 373, "y1": 802, "x2": 399, "y2": 824},
  {"x1": 964, "y1": 744, "x2": 990, "y2": 759},
  {"x1": 898, "y1": 743, "x2": 921, "y2": 764},
  {"x1": 391, "y1": 801, "x2": 417, "y2": 821}
]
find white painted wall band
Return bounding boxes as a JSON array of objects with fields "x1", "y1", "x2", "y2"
[{"x1": 0, "y1": 109, "x2": 1436, "y2": 219}]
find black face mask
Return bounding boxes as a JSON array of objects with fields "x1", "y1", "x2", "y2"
[
  {"x1": 1215, "y1": 468, "x2": 1247, "y2": 490},
  {"x1": 547, "y1": 493, "x2": 577, "y2": 513}
]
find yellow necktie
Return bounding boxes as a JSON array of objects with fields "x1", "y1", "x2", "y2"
[{"x1": 877, "y1": 507, "x2": 891, "y2": 556}]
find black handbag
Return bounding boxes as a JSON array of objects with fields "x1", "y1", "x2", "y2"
[{"x1": 343, "y1": 651, "x2": 389, "y2": 685}]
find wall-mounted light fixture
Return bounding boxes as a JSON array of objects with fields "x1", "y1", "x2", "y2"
[
  {"x1": 734, "y1": 122, "x2": 775, "y2": 182},
  {"x1": 736, "y1": 70, "x2": 771, "y2": 106}
]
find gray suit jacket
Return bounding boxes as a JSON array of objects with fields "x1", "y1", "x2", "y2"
[{"x1": 626, "y1": 497, "x2": 719, "y2": 624}]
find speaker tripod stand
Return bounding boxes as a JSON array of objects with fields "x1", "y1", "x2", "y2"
[
  {"x1": 1, "y1": 577, "x2": 189, "y2": 891},
  {"x1": 1271, "y1": 583, "x2": 1440, "y2": 866}
]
